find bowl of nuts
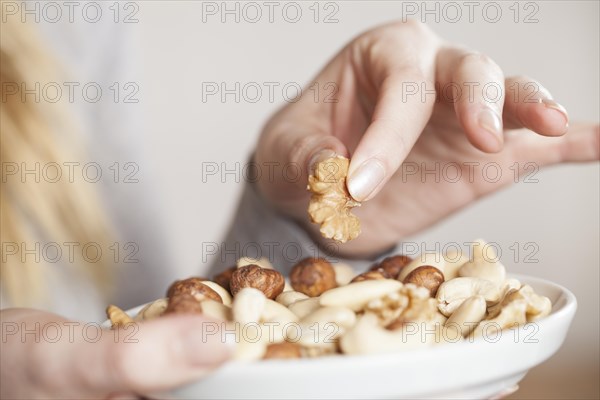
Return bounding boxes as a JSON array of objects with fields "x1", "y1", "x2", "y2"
[{"x1": 105, "y1": 241, "x2": 577, "y2": 399}]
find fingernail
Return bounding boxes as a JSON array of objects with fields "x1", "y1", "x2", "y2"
[
  {"x1": 348, "y1": 158, "x2": 386, "y2": 201},
  {"x1": 308, "y1": 149, "x2": 337, "y2": 173},
  {"x1": 541, "y1": 98, "x2": 569, "y2": 128},
  {"x1": 478, "y1": 108, "x2": 503, "y2": 149}
]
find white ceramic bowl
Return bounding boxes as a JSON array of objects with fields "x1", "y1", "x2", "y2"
[{"x1": 109, "y1": 274, "x2": 576, "y2": 399}]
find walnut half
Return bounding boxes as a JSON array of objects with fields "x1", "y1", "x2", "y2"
[{"x1": 307, "y1": 155, "x2": 361, "y2": 243}]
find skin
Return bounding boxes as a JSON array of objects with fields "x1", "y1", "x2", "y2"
[
  {"x1": 255, "y1": 21, "x2": 599, "y2": 257},
  {"x1": 2, "y1": 20, "x2": 598, "y2": 399}
]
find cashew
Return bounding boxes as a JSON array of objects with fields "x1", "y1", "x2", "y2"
[
  {"x1": 471, "y1": 299, "x2": 528, "y2": 338},
  {"x1": 397, "y1": 253, "x2": 446, "y2": 282},
  {"x1": 443, "y1": 249, "x2": 469, "y2": 280},
  {"x1": 233, "y1": 336, "x2": 268, "y2": 361},
  {"x1": 293, "y1": 306, "x2": 356, "y2": 348},
  {"x1": 488, "y1": 284, "x2": 551, "y2": 322},
  {"x1": 518, "y1": 284, "x2": 552, "y2": 321},
  {"x1": 436, "y1": 277, "x2": 501, "y2": 316},
  {"x1": 320, "y1": 280, "x2": 403, "y2": 311},
  {"x1": 276, "y1": 291, "x2": 309, "y2": 307},
  {"x1": 340, "y1": 313, "x2": 437, "y2": 355},
  {"x1": 201, "y1": 281, "x2": 232, "y2": 306},
  {"x1": 202, "y1": 299, "x2": 231, "y2": 321},
  {"x1": 444, "y1": 295, "x2": 486, "y2": 337},
  {"x1": 333, "y1": 262, "x2": 356, "y2": 286},
  {"x1": 287, "y1": 297, "x2": 322, "y2": 319},
  {"x1": 263, "y1": 299, "x2": 299, "y2": 324},
  {"x1": 458, "y1": 239, "x2": 506, "y2": 285},
  {"x1": 134, "y1": 298, "x2": 168, "y2": 321},
  {"x1": 458, "y1": 259, "x2": 506, "y2": 285},
  {"x1": 232, "y1": 287, "x2": 266, "y2": 324},
  {"x1": 237, "y1": 256, "x2": 273, "y2": 270},
  {"x1": 300, "y1": 306, "x2": 356, "y2": 331}
]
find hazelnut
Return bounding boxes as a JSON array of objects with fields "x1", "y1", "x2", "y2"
[
  {"x1": 164, "y1": 293, "x2": 203, "y2": 315},
  {"x1": 290, "y1": 258, "x2": 337, "y2": 297},
  {"x1": 402, "y1": 265, "x2": 445, "y2": 297},
  {"x1": 230, "y1": 265, "x2": 285, "y2": 299},
  {"x1": 263, "y1": 342, "x2": 302, "y2": 359},
  {"x1": 213, "y1": 266, "x2": 236, "y2": 293},
  {"x1": 350, "y1": 269, "x2": 390, "y2": 283},
  {"x1": 167, "y1": 278, "x2": 223, "y2": 303},
  {"x1": 372, "y1": 255, "x2": 413, "y2": 279}
]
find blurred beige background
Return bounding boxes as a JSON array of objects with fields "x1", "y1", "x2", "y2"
[{"x1": 134, "y1": 1, "x2": 598, "y2": 398}]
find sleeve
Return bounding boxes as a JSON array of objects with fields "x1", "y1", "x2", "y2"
[{"x1": 209, "y1": 181, "x2": 398, "y2": 277}]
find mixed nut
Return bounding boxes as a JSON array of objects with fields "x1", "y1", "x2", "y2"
[{"x1": 106, "y1": 240, "x2": 553, "y2": 361}]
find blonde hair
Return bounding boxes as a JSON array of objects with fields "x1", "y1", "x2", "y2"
[{"x1": 1, "y1": 11, "x2": 114, "y2": 306}]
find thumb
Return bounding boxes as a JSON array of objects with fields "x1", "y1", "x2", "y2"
[{"x1": 79, "y1": 315, "x2": 232, "y2": 396}]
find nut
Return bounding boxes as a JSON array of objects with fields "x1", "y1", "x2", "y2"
[
  {"x1": 237, "y1": 256, "x2": 273, "y2": 270},
  {"x1": 320, "y1": 279, "x2": 403, "y2": 311},
  {"x1": 443, "y1": 249, "x2": 469, "y2": 280},
  {"x1": 397, "y1": 253, "x2": 446, "y2": 282},
  {"x1": 287, "y1": 297, "x2": 322, "y2": 319},
  {"x1": 276, "y1": 291, "x2": 309, "y2": 307},
  {"x1": 402, "y1": 265, "x2": 445, "y2": 297},
  {"x1": 167, "y1": 278, "x2": 223, "y2": 303},
  {"x1": 263, "y1": 342, "x2": 302, "y2": 359},
  {"x1": 458, "y1": 239, "x2": 506, "y2": 284},
  {"x1": 232, "y1": 287, "x2": 267, "y2": 324},
  {"x1": 164, "y1": 293, "x2": 203, "y2": 315},
  {"x1": 106, "y1": 305, "x2": 134, "y2": 329},
  {"x1": 436, "y1": 277, "x2": 501, "y2": 316},
  {"x1": 263, "y1": 299, "x2": 299, "y2": 324},
  {"x1": 351, "y1": 269, "x2": 390, "y2": 283},
  {"x1": 201, "y1": 281, "x2": 232, "y2": 306},
  {"x1": 213, "y1": 266, "x2": 236, "y2": 293},
  {"x1": 134, "y1": 298, "x2": 168, "y2": 322},
  {"x1": 307, "y1": 155, "x2": 361, "y2": 243},
  {"x1": 373, "y1": 255, "x2": 412, "y2": 278},
  {"x1": 201, "y1": 299, "x2": 231, "y2": 321},
  {"x1": 230, "y1": 265, "x2": 285, "y2": 299},
  {"x1": 443, "y1": 295, "x2": 487, "y2": 337},
  {"x1": 333, "y1": 263, "x2": 356, "y2": 286},
  {"x1": 290, "y1": 258, "x2": 337, "y2": 297},
  {"x1": 340, "y1": 313, "x2": 437, "y2": 355}
]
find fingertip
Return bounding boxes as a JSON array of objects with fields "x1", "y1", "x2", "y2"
[
  {"x1": 347, "y1": 158, "x2": 387, "y2": 201},
  {"x1": 521, "y1": 99, "x2": 569, "y2": 136},
  {"x1": 461, "y1": 106, "x2": 504, "y2": 153}
]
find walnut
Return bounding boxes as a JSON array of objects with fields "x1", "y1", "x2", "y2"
[
  {"x1": 290, "y1": 258, "x2": 337, "y2": 297},
  {"x1": 372, "y1": 255, "x2": 413, "y2": 279},
  {"x1": 263, "y1": 342, "x2": 302, "y2": 359},
  {"x1": 350, "y1": 269, "x2": 390, "y2": 283},
  {"x1": 106, "y1": 305, "x2": 134, "y2": 329},
  {"x1": 364, "y1": 284, "x2": 444, "y2": 328},
  {"x1": 230, "y1": 265, "x2": 285, "y2": 299},
  {"x1": 307, "y1": 155, "x2": 361, "y2": 243},
  {"x1": 164, "y1": 293, "x2": 203, "y2": 315},
  {"x1": 402, "y1": 265, "x2": 445, "y2": 297},
  {"x1": 167, "y1": 277, "x2": 223, "y2": 303},
  {"x1": 213, "y1": 266, "x2": 236, "y2": 293}
]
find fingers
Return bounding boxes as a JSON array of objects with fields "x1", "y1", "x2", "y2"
[
  {"x1": 508, "y1": 123, "x2": 599, "y2": 167},
  {"x1": 2, "y1": 310, "x2": 231, "y2": 398},
  {"x1": 345, "y1": 22, "x2": 440, "y2": 201},
  {"x1": 347, "y1": 70, "x2": 436, "y2": 201},
  {"x1": 437, "y1": 47, "x2": 506, "y2": 153},
  {"x1": 502, "y1": 76, "x2": 569, "y2": 135},
  {"x1": 79, "y1": 315, "x2": 232, "y2": 395}
]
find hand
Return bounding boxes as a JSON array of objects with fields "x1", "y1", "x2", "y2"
[
  {"x1": 0, "y1": 308, "x2": 231, "y2": 399},
  {"x1": 255, "y1": 20, "x2": 599, "y2": 258}
]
